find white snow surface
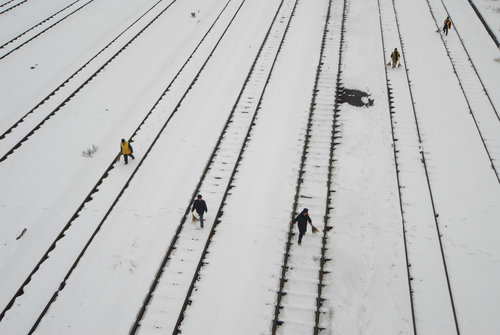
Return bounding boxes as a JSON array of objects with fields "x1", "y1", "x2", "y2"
[{"x1": 0, "y1": 0, "x2": 499, "y2": 334}]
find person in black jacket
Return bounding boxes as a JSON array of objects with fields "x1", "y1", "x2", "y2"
[
  {"x1": 289, "y1": 208, "x2": 313, "y2": 245},
  {"x1": 192, "y1": 194, "x2": 208, "y2": 228}
]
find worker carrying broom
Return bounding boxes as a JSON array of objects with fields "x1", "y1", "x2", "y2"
[
  {"x1": 389, "y1": 48, "x2": 401, "y2": 68},
  {"x1": 443, "y1": 16, "x2": 452, "y2": 35},
  {"x1": 118, "y1": 138, "x2": 135, "y2": 165}
]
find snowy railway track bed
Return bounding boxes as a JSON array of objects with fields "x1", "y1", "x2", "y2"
[{"x1": 0, "y1": 0, "x2": 499, "y2": 334}]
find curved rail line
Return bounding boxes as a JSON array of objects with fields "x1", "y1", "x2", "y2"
[
  {"x1": 0, "y1": 0, "x2": 28, "y2": 15},
  {"x1": 0, "y1": 0, "x2": 231, "y2": 322},
  {"x1": 0, "y1": 0, "x2": 171, "y2": 144},
  {"x1": 270, "y1": 0, "x2": 338, "y2": 333},
  {"x1": 376, "y1": 0, "x2": 417, "y2": 333},
  {"x1": 390, "y1": 0, "x2": 461, "y2": 332},
  {"x1": 0, "y1": 0, "x2": 85, "y2": 51},
  {"x1": 466, "y1": 0, "x2": 500, "y2": 48},
  {"x1": 423, "y1": 0, "x2": 500, "y2": 183},
  {"x1": 129, "y1": 1, "x2": 299, "y2": 332}
]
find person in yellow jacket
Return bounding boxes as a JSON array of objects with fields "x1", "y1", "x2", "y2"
[
  {"x1": 443, "y1": 16, "x2": 451, "y2": 35},
  {"x1": 120, "y1": 139, "x2": 135, "y2": 165},
  {"x1": 390, "y1": 48, "x2": 400, "y2": 68}
]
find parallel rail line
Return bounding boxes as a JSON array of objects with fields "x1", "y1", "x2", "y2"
[
  {"x1": 125, "y1": 0, "x2": 306, "y2": 333},
  {"x1": 270, "y1": 0, "x2": 339, "y2": 333},
  {"x1": 424, "y1": 0, "x2": 500, "y2": 183},
  {"x1": 0, "y1": 0, "x2": 174, "y2": 150},
  {"x1": 0, "y1": 0, "x2": 91, "y2": 56},
  {"x1": 0, "y1": 0, "x2": 28, "y2": 15},
  {"x1": 388, "y1": 0, "x2": 461, "y2": 332},
  {"x1": 25, "y1": 0, "x2": 242, "y2": 331},
  {"x1": 0, "y1": 0, "x2": 230, "y2": 322},
  {"x1": 466, "y1": 0, "x2": 500, "y2": 48}
]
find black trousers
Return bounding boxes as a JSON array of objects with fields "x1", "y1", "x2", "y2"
[
  {"x1": 298, "y1": 225, "x2": 306, "y2": 244},
  {"x1": 124, "y1": 154, "x2": 135, "y2": 164}
]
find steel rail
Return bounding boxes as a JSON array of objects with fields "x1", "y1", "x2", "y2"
[
  {"x1": 390, "y1": 0, "x2": 461, "y2": 332},
  {"x1": 376, "y1": 0, "x2": 417, "y2": 333},
  {"x1": 0, "y1": 0, "x2": 28, "y2": 15},
  {"x1": 169, "y1": 0, "x2": 301, "y2": 333},
  {"x1": 0, "y1": 0, "x2": 227, "y2": 322},
  {"x1": 25, "y1": 0, "x2": 241, "y2": 331},
  {"x1": 0, "y1": 0, "x2": 173, "y2": 144},
  {"x1": 0, "y1": 0, "x2": 87, "y2": 52},
  {"x1": 422, "y1": 0, "x2": 499, "y2": 183}
]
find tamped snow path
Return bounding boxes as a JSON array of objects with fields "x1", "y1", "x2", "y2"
[
  {"x1": 396, "y1": 0, "x2": 500, "y2": 333},
  {"x1": 0, "y1": 0, "x2": 232, "y2": 320},
  {"x1": 177, "y1": 1, "x2": 328, "y2": 334},
  {"x1": 30, "y1": 0, "x2": 288, "y2": 333},
  {"x1": 320, "y1": 0, "x2": 413, "y2": 333}
]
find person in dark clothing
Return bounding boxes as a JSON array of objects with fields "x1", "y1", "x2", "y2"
[
  {"x1": 289, "y1": 208, "x2": 313, "y2": 245},
  {"x1": 120, "y1": 139, "x2": 135, "y2": 165},
  {"x1": 443, "y1": 16, "x2": 451, "y2": 35},
  {"x1": 192, "y1": 194, "x2": 208, "y2": 228},
  {"x1": 390, "y1": 48, "x2": 400, "y2": 68}
]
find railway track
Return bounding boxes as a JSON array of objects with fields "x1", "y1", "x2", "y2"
[
  {"x1": 0, "y1": 0, "x2": 238, "y2": 327},
  {"x1": 130, "y1": 0, "x2": 303, "y2": 333},
  {"x1": 424, "y1": 0, "x2": 500, "y2": 183},
  {"x1": 270, "y1": 0, "x2": 341, "y2": 333},
  {"x1": 0, "y1": 0, "x2": 177, "y2": 159},
  {"x1": 0, "y1": 0, "x2": 28, "y2": 15},
  {"x1": 465, "y1": 0, "x2": 500, "y2": 48},
  {"x1": 377, "y1": 0, "x2": 463, "y2": 333},
  {"x1": 0, "y1": 0, "x2": 17, "y2": 9},
  {"x1": 0, "y1": 0, "x2": 95, "y2": 59}
]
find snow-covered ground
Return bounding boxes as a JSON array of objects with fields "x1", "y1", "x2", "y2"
[{"x1": 0, "y1": 0, "x2": 499, "y2": 334}]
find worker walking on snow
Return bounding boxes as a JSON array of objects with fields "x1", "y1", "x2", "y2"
[
  {"x1": 289, "y1": 208, "x2": 313, "y2": 245},
  {"x1": 192, "y1": 194, "x2": 208, "y2": 228},
  {"x1": 389, "y1": 48, "x2": 401, "y2": 68},
  {"x1": 119, "y1": 138, "x2": 135, "y2": 165},
  {"x1": 443, "y1": 16, "x2": 451, "y2": 35}
]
